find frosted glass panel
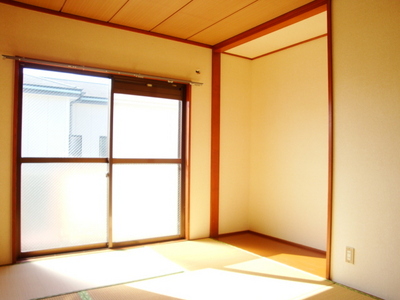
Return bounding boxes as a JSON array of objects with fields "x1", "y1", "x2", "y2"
[
  {"x1": 22, "y1": 68, "x2": 111, "y2": 158},
  {"x1": 112, "y1": 164, "x2": 180, "y2": 242},
  {"x1": 113, "y1": 94, "x2": 181, "y2": 158},
  {"x1": 21, "y1": 163, "x2": 108, "y2": 252}
]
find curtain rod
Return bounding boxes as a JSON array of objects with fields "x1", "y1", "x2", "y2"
[{"x1": 2, "y1": 55, "x2": 203, "y2": 86}]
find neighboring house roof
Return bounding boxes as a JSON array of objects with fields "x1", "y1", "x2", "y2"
[
  {"x1": 58, "y1": 78, "x2": 111, "y2": 101},
  {"x1": 23, "y1": 74, "x2": 110, "y2": 104}
]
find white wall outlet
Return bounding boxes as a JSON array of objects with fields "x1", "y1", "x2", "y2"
[{"x1": 346, "y1": 247, "x2": 355, "y2": 264}]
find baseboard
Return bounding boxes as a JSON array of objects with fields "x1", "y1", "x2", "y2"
[{"x1": 217, "y1": 230, "x2": 251, "y2": 238}]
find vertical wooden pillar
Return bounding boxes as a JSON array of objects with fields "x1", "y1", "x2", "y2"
[
  {"x1": 326, "y1": 0, "x2": 333, "y2": 280},
  {"x1": 210, "y1": 51, "x2": 221, "y2": 237},
  {"x1": 185, "y1": 85, "x2": 192, "y2": 240},
  {"x1": 12, "y1": 62, "x2": 22, "y2": 263}
]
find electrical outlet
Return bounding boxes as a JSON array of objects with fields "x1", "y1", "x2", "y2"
[{"x1": 346, "y1": 247, "x2": 355, "y2": 264}]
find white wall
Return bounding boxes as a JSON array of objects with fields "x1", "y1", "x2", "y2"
[
  {"x1": 219, "y1": 54, "x2": 252, "y2": 234},
  {"x1": 249, "y1": 37, "x2": 328, "y2": 251},
  {"x1": 220, "y1": 39, "x2": 328, "y2": 251},
  {"x1": 0, "y1": 3, "x2": 212, "y2": 265},
  {"x1": 331, "y1": 1, "x2": 400, "y2": 299}
]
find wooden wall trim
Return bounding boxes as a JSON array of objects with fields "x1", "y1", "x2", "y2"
[
  {"x1": 185, "y1": 85, "x2": 192, "y2": 240},
  {"x1": 249, "y1": 231, "x2": 327, "y2": 255},
  {"x1": 251, "y1": 34, "x2": 327, "y2": 60},
  {"x1": 0, "y1": 0, "x2": 211, "y2": 49},
  {"x1": 222, "y1": 52, "x2": 252, "y2": 61},
  {"x1": 210, "y1": 51, "x2": 221, "y2": 238},
  {"x1": 12, "y1": 62, "x2": 22, "y2": 264},
  {"x1": 218, "y1": 230, "x2": 327, "y2": 256},
  {"x1": 213, "y1": 0, "x2": 327, "y2": 53},
  {"x1": 326, "y1": 0, "x2": 333, "y2": 280},
  {"x1": 223, "y1": 34, "x2": 328, "y2": 61}
]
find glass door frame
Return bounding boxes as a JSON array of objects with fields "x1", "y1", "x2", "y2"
[{"x1": 13, "y1": 62, "x2": 188, "y2": 260}]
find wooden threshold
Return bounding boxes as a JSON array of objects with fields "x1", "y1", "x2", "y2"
[{"x1": 17, "y1": 237, "x2": 188, "y2": 264}]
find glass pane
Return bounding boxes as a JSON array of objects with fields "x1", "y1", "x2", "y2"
[
  {"x1": 112, "y1": 164, "x2": 181, "y2": 242},
  {"x1": 21, "y1": 69, "x2": 111, "y2": 158},
  {"x1": 113, "y1": 94, "x2": 181, "y2": 159},
  {"x1": 21, "y1": 163, "x2": 108, "y2": 252}
]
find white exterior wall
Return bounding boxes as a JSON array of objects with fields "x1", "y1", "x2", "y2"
[
  {"x1": 71, "y1": 102, "x2": 109, "y2": 157},
  {"x1": 22, "y1": 94, "x2": 71, "y2": 157}
]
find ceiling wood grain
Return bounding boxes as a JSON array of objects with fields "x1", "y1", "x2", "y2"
[
  {"x1": 189, "y1": 0, "x2": 313, "y2": 44},
  {"x1": 110, "y1": 0, "x2": 191, "y2": 31},
  {"x1": 9, "y1": 0, "x2": 322, "y2": 50},
  {"x1": 13, "y1": 0, "x2": 64, "y2": 11},
  {"x1": 61, "y1": 0, "x2": 128, "y2": 22},
  {"x1": 151, "y1": 0, "x2": 256, "y2": 39}
]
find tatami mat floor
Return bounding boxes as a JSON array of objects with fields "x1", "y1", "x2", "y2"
[{"x1": 0, "y1": 237, "x2": 380, "y2": 300}]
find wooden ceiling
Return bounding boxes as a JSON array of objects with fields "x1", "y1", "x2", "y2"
[{"x1": 8, "y1": 0, "x2": 317, "y2": 46}]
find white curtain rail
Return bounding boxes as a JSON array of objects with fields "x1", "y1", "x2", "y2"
[{"x1": 2, "y1": 54, "x2": 203, "y2": 86}]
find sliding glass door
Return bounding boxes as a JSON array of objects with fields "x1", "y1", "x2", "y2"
[
  {"x1": 20, "y1": 68, "x2": 111, "y2": 255},
  {"x1": 18, "y1": 65, "x2": 186, "y2": 257},
  {"x1": 111, "y1": 92, "x2": 183, "y2": 245}
]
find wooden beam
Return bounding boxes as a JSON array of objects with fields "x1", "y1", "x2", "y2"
[
  {"x1": 210, "y1": 51, "x2": 221, "y2": 238},
  {"x1": 185, "y1": 86, "x2": 192, "y2": 240},
  {"x1": 326, "y1": 0, "x2": 333, "y2": 280},
  {"x1": 12, "y1": 62, "x2": 22, "y2": 263},
  {"x1": 213, "y1": 0, "x2": 327, "y2": 52}
]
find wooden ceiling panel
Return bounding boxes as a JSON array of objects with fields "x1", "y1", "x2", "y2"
[
  {"x1": 189, "y1": 0, "x2": 314, "y2": 45},
  {"x1": 110, "y1": 0, "x2": 191, "y2": 31},
  {"x1": 61, "y1": 0, "x2": 128, "y2": 22},
  {"x1": 151, "y1": 0, "x2": 256, "y2": 40},
  {"x1": 13, "y1": 0, "x2": 65, "y2": 11},
  {"x1": 9, "y1": 0, "x2": 324, "y2": 49}
]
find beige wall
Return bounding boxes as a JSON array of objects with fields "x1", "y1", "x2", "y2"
[
  {"x1": 219, "y1": 54, "x2": 252, "y2": 234},
  {"x1": 0, "y1": 3, "x2": 212, "y2": 265},
  {"x1": 3, "y1": 2, "x2": 399, "y2": 298},
  {"x1": 331, "y1": 1, "x2": 400, "y2": 299},
  {"x1": 215, "y1": 1, "x2": 400, "y2": 297},
  {"x1": 220, "y1": 39, "x2": 328, "y2": 250},
  {"x1": 249, "y1": 37, "x2": 329, "y2": 251}
]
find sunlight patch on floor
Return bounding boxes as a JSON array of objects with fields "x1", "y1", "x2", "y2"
[
  {"x1": 127, "y1": 268, "x2": 333, "y2": 300},
  {"x1": 225, "y1": 258, "x2": 327, "y2": 282}
]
